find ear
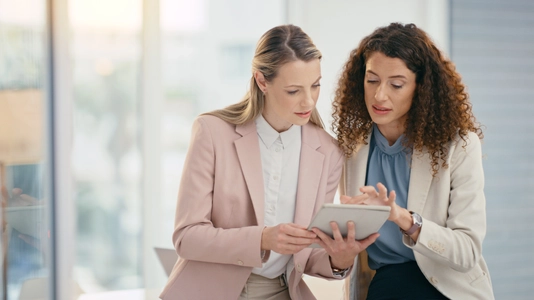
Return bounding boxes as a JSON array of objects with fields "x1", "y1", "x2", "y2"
[{"x1": 254, "y1": 71, "x2": 268, "y2": 93}]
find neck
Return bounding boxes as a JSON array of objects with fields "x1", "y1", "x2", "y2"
[
  {"x1": 262, "y1": 110, "x2": 291, "y2": 133},
  {"x1": 376, "y1": 124, "x2": 404, "y2": 146}
]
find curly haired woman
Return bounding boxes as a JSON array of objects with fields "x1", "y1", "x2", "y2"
[{"x1": 332, "y1": 23, "x2": 494, "y2": 299}]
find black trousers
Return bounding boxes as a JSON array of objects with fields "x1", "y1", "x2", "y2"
[{"x1": 366, "y1": 261, "x2": 449, "y2": 300}]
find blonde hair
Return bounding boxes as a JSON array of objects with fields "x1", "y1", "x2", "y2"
[{"x1": 204, "y1": 24, "x2": 324, "y2": 128}]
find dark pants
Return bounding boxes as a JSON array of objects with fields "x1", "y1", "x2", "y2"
[{"x1": 367, "y1": 261, "x2": 448, "y2": 300}]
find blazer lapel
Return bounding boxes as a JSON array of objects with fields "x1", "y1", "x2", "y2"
[
  {"x1": 293, "y1": 124, "x2": 324, "y2": 227},
  {"x1": 345, "y1": 139, "x2": 371, "y2": 196},
  {"x1": 406, "y1": 149, "x2": 433, "y2": 213},
  {"x1": 234, "y1": 121, "x2": 265, "y2": 226}
]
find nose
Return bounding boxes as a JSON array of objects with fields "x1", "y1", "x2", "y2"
[
  {"x1": 301, "y1": 90, "x2": 315, "y2": 107},
  {"x1": 374, "y1": 83, "x2": 388, "y2": 101}
]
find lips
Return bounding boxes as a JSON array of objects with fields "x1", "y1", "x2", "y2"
[
  {"x1": 372, "y1": 105, "x2": 391, "y2": 115},
  {"x1": 295, "y1": 110, "x2": 312, "y2": 118}
]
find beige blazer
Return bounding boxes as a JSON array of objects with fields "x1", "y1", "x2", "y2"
[
  {"x1": 341, "y1": 131, "x2": 494, "y2": 300},
  {"x1": 160, "y1": 115, "x2": 345, "y2": 300}
]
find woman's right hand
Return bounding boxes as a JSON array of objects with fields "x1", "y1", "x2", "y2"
[
  {"x1": 340, "y1": 182, "x2": 400, "y2": 221},
  {"x1": 261, "y1": 223, "x2": 319, "y2": 254}
]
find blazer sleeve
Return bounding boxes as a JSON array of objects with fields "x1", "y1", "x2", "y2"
[
  {"x1": 403, "y1": 132, "x2": 487, "y2": 272},
  {"x1": 304, "y1": 145, "x2": 348, "y2": 278},
  {"x1": 172, "y1": 117, "x2": 265, "y2": 268}
]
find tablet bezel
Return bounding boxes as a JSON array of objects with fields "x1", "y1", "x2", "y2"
[{"x1": 307, "y1": 203, "x2": 391, "y2": 248}]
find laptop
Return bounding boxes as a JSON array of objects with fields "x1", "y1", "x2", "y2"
[{"x1": 154, "y1": 247, "x2": 178, "y2": 277}]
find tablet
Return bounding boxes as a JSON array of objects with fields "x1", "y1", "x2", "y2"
[
  {"x1": 307, "y1": 203, "x2": 390, "y2": 248},
  {"x1": 5, "y1": 205, "x2": 45, "y2": 238},
  {"x1": 154, "y1": 247, "x2": 178, "y2": 276}
]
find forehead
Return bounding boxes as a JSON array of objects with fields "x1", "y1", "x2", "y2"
[
  {"x1": 365, "y1": 52, "x2": 413, "y2": 77},
  {"x1": 272, "y1": 59, "x2": 321, "y2": 85}
]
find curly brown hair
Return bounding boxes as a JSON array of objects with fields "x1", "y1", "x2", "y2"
[{"x1": 332, "y1": 23, "x2": 483, "y2": 175}]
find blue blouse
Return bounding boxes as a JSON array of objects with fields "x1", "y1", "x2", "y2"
[{"x1": 365, "y1": 124, "x2": 415, "y2": 270}]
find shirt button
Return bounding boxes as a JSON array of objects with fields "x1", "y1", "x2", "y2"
[
  {"x1": 430, "y1": 277, "x2": 438, "y2": 284},
  {"x1": 237, "y1": 260, "x2": 244, "y2": 266},
  {"x1": 275, "y1": 147, "x2": 281, "y2": 152},
  {"x1": 273, "y1": 175, "x2": 279, "y2": 181}
]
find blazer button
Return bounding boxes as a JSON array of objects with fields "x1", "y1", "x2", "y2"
[
  {"x1": 237, "y1": 260, "x2": 244, "y2": 266},
  {"x1": 430, "y1": 277, "x2": 438, "y2": 285},
  {"x1": 296, "y1": 263, "x2": 302, "y2": 273}
]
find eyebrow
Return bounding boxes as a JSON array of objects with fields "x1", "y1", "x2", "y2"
[
  {"x1": 366, "y1": 70, "x2": 407, "y2": 80},
  {"x1": 284, "y1": 76, "x2": 322, "y2": 88}
]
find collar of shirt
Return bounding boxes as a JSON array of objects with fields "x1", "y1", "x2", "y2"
[
  {"x1": 372, "y1": 123, "x2": 411, "y2": 156},
  {"x1": 255, "y1": 114, "x2": 301, "y2": 149}
]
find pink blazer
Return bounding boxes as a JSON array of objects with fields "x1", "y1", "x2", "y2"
[{"x1": 160, "y1": 115, "x2": 345, "y2": 300}]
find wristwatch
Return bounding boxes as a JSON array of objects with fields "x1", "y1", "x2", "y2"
[{"x1": 400, "y1": 211, "x2": 422, "y2": 236}]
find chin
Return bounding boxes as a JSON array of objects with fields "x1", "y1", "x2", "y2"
[
  {"x1": 370, "y1": 117, "x2": 390, "y2": 125},
  {"x1": 295, "y1": 118, "x2": 311, "y2": 126}
]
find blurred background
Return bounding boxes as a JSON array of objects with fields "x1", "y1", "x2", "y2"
[{"x1": 0, "y1": 0, "x2": 532, "y2": 299}]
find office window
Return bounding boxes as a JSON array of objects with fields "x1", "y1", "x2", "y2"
[
  {"x1": 70, "y1": 0, "x2": 144, "y2": 293},
  {"x1": 0, "y1": 0, "x2": 52, "y2": 299}
]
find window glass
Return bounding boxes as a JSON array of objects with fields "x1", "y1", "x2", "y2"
[
  {"x1": 0, "y1": 0, "x2": 50, "y2": 299},
  {"x1": 70, "y1": 0, "x2": 144, "y2": 293}
]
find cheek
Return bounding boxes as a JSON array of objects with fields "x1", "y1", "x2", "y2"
[
  {"x1": 365, "y1": 101, "x2": 373, "y2": 114},
  {"x1": 273, "y1": 93, "x2": 290, "y2": 110},
  {"x1": 400, "y1": 95, "x2": 413, "y2": 112},
  {"x1": 364, "y1": 86, "x2": 374, "y2": 100},
  {"x1": 364, "y1": 90, "x2": 373, "y2": 106},
  {"x1": 312, "y1": 89, "x2": 320, "y2": 102}
]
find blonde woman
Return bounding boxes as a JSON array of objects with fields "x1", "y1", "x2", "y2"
[{"x1": 160, "y1": 25, "x2": 378, "y2": 300}]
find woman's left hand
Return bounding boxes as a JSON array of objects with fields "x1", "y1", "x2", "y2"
[{"x1": 311, "y1": 221, "x2": 379, "y2": 270}]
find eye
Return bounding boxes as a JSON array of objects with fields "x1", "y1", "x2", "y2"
[
  {"x1": 312, "y1": 83, "x2": 321, "y2": 88},
  {"x1": 287, "y1": 90, "x2": 298, "y2": 95},
  {"x1": 392, "y1": 84, "x2": 403, "y2": 89},
  {"x1": 366, "y1": 79, "x2": 378, "y2": 84}
]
